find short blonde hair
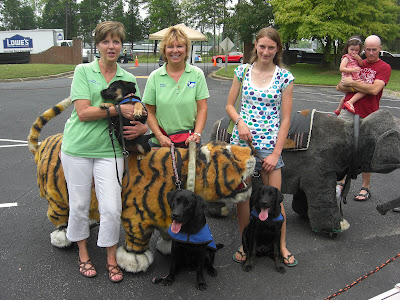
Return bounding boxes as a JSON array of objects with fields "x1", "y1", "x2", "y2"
[
  {"x1": 94, "y1": 21, "x2": 125, "y2": 45},
  {"x1": 250, "y1": 27, "x2": 283, "y2": 67},
  {"x1": 159, "y1": 27, "x2": 191, "y2": 62}
]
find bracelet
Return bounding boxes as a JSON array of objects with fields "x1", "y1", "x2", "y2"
[
  {"x1": 235, "y1": 117, "x2": 243, "y2": 126},
  {"x1": 351, "y1": 87, "x2": 355, "y2": 92},
  {"x1": 194, "y1": 132, "x2": 201, "y2": 138}
]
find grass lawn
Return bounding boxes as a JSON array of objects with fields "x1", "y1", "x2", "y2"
[
  {"x1": 216, "y1": 63, "x2": 400, "y2": 92},
  {"x1": 0, "y1": 64, "x2": 76, "y2": 79},
  {"x1": 1, "y1": 62, "x2": 399, "y2": 93}
]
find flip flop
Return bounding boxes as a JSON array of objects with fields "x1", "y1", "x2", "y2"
[
  {"x1": 232, "y1": 247, "x2": 246, "y2": 263},
  {"x1": 354, "y1": 187, "x2": 371, "y2": 201},
  {"x1": 283, "y1": 254, "x2": 298, "y2": 267}
]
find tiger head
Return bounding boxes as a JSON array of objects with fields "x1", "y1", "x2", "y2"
[
  {"x1": 194, "y1": 141, "x2": 255, "y2": 203},
  {"x1": 126, "y1": 141, "x2": 256, "y2": 209}
]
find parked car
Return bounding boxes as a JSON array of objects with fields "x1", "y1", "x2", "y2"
[
  {"x1": 82, "y1": 48, "x2": 91, "y2": 63},
  {"x1": 194, "y1": 54, "x2": 202, "y2": 62},
  {"x1": 379, "y1": 50, "x2": 394, "y2": 57},
  {"x1": 158, "y1": 55, "x2": 164, "y2": 67},
  {"x1": 212, "y1": 52, "x2": 243, "y2": 63},
  {"x1": 94, "y1": 51, "x2": 132, "y2": 63},
  {"x1": 158, "y1": 54, "x2": 202, "y2": 67}
]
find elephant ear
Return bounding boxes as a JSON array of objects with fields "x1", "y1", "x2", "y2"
[{"x1": 371, "y1": 129, "x2": 400, "y2": 173}]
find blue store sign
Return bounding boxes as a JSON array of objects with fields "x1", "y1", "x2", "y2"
[{"x1": 3, "y1": 34, "x2": 33, "y2": 49}]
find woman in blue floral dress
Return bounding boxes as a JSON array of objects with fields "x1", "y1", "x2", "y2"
[{"x1": 226, "y1": 27, "x2": 297, "y2": 267}]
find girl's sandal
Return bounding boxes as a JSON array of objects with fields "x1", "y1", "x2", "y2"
[
  {"x1": 79, "y1": 259, "x2": 97, "y2": 278},
  {"x1": 344, "y1": 102, "x2": 356, "y2": 113},
  {"x1": 106, "y1": 264, "x2": 124, "y2": 283}
]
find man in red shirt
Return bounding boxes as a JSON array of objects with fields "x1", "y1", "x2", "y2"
[{"x1": 336, "y1": 35, "x2": 392, "y2": 201}]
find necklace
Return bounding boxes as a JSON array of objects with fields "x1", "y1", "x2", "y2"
[{"x1": 255, "y1": 63, "x2": 274, "y2": 84}]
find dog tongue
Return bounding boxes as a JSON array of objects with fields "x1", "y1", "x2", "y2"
[
  {"x1": 171, "y1": 220, "x2": 182, "y2": 233},
  {"x1": 259, "y1": 208, "x2": 270, "y2": 221}
]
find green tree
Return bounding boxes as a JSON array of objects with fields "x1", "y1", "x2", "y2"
[
  {"x1": 144, "y1": 0, "x2": 181, "y2": 33},
  {"x1": 40, "y1": 0, "x2": 79, "y2": 39},
  {"x1": 224, "y1": 0, "x2": 274, "y2": 61},
  {"x1": 271, "y1": 0, "x2": 400, "y2": 65},
  {"x1": 125, "y1": 0, "x2": 146, "y2": 45},
  {"x1": 180, "y1": 0, "x2": 227, "y2": 53},
  {"x1": 77, "y1": 0, "x2": 102, "y2": 48},
  {"x1": 0, "y1": 0, "x2": 37, "y2": 30}
]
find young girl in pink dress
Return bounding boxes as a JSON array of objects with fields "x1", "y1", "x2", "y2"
[{"x1": 335, "y1": 36, "x2": 365, "y2": 115}]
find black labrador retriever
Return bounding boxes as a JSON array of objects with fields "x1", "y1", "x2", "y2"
[
  {"x1": 100, "y1": 80, "x2": 152, "y2": 153},
  {"x1": 242, "y1": 185, "x2": 285, "y2": 273},
  {"x1": 152, "y1": 189, "x2": 222, "y2": 291}
]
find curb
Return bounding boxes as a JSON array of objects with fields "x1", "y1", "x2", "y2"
[
  {"x1": 209, "y1": 68, "x2": 400, "y2": 99},
  {"x1": 0, "y1": 71, "x2": 75, "y2": 83}
]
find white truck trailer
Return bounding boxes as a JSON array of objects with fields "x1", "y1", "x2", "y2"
[{"x1": 0, "y1": 29, "x2": 68, "y2": 54}]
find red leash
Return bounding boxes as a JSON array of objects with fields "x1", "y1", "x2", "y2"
[{"x1": 325, "y1": 253, "x2": 400, "y2": 299}]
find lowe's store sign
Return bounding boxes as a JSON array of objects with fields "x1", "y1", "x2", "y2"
[{"x1": 3, "y1": 34, "x2": 33, "y2": 50}]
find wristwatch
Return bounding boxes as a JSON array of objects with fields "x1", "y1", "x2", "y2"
[{"x1": 194, "y1": 132, "x2": 201, "y2": 138}]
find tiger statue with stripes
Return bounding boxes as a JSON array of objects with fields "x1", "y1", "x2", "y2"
[{"x1": 28, "y1": 98, "x2": 256, "y2": 273}]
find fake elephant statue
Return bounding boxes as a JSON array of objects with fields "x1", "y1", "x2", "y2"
[{"x1": 211, "y1": 109, "x2": 400, "y2": 234}]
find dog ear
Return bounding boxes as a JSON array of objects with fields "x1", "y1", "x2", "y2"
[
  {"x1": 125, "y1": 81, "x2": 137, "y2": 94},
  {"x1": 167, "y1": 190, "x2": 176, "y2": 207},
  {"x1": 275, "y1": 189, "x2": 283, "y2": 213},
  {"x1": 250, "y1": 187, "x2": 260, "y2": 209},
  {"x1": 195, "y1": 194, "x2": 206, "y2": 216}
]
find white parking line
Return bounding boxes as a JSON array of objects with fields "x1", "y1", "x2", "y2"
[
  {"x1": 0, "y1": 144, "x2": 28, "y2": 148},
  {"x1": 0, "y1": 138, "x2": 28, "y2": 149},
  {"x1": 0, "y1": 139, "x2": 28, "y2": 143},
  {"x1": 0, "y1": 203, "x2": 18, "y2": 208}
]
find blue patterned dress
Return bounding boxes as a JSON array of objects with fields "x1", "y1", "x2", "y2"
[{"x1": 230, "y1": 63, "x2": 294, "y2": 150}]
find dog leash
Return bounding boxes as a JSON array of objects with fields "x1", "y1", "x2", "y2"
[
  {"x1": 246, "y1": 140, "x2": 264, "y2": 163},
  {"x1": 170, "y1": 143, "x2": 181, "y2": 190},
  {"x1": 106, "y1": 104, "x2": 130, "y2": 189},
  {"x1": 325, "y1": 253, "x2": 400, "y2": 299}
]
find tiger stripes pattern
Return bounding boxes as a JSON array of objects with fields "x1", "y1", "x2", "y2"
[{"x1": 28, "y1": 97, "x2": 256, "y2": 272}]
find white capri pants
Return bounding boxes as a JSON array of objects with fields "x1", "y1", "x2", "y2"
[{"x1": 61, "y1": 151, "x2": 124, "y2": 248}]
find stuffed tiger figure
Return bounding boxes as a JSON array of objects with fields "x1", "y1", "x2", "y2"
[{"x1": 28, "y1": 98, "x2": 256, "y2": 273}]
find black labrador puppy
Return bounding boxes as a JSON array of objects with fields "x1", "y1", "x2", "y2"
[
  {"x1": 242, "y1": 185, "x2": 285, "y2": 273},
  {"x1": 100, "y1": 80, "x2": 152, "y2": 153},
  {"x1": 152, "y1": 189, "x2": 222, "y2": 291}
]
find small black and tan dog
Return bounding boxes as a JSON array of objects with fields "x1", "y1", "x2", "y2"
[
  {"x1": 100, "y1": 80, "x2": 151, "y2": 153},
  {"x1": 242, "y1": 185, "x2": 285, "y2": 273},
  {"x1": 152, "y1": 189, "x2": 223, "y2": 291}
]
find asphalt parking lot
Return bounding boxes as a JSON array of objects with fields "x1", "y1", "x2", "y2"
[{"x1": 0, "y1": 62, "x2": 399, "y2": 300}]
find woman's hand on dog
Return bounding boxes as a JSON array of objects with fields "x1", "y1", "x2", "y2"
[
  {"x1": 123, "y1": 121, "x2": 148, "y2": 140},
  {"x1": 120, "y1": 105, "x2": 147, "y2": 120}
]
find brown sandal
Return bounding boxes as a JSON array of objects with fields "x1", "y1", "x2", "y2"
[
  {"x1": 79, "y1": 259, "x2": 97, "y2": 278},
  {"x1": 106, "y1": 263, "x2": 123, "y2": 283}
]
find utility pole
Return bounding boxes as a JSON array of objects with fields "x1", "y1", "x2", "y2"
[{"x1": 65, "y1": 0, "x2": 68, "y2": 39}]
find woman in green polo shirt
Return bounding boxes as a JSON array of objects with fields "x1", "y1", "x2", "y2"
[
  {"x1": 143, "y1": 26, "x2": 209, "y2": 148},
  {"x1": 60, "y1": 21, "x2": 147, "y2": 283}
]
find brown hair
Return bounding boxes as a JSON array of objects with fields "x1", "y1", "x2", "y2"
[
  {"x1": 94, "y1": 21, "x2": 125, "y2": 45},
  {"x1": 342, "y1": 36, "x2": 363, "y2": 55},
  {"x1": 250, "y1": 27, "x2": 283, "y2": 67},
  {"x1": 159, "y1": 26, "x2": 191, "y2": 62}
]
